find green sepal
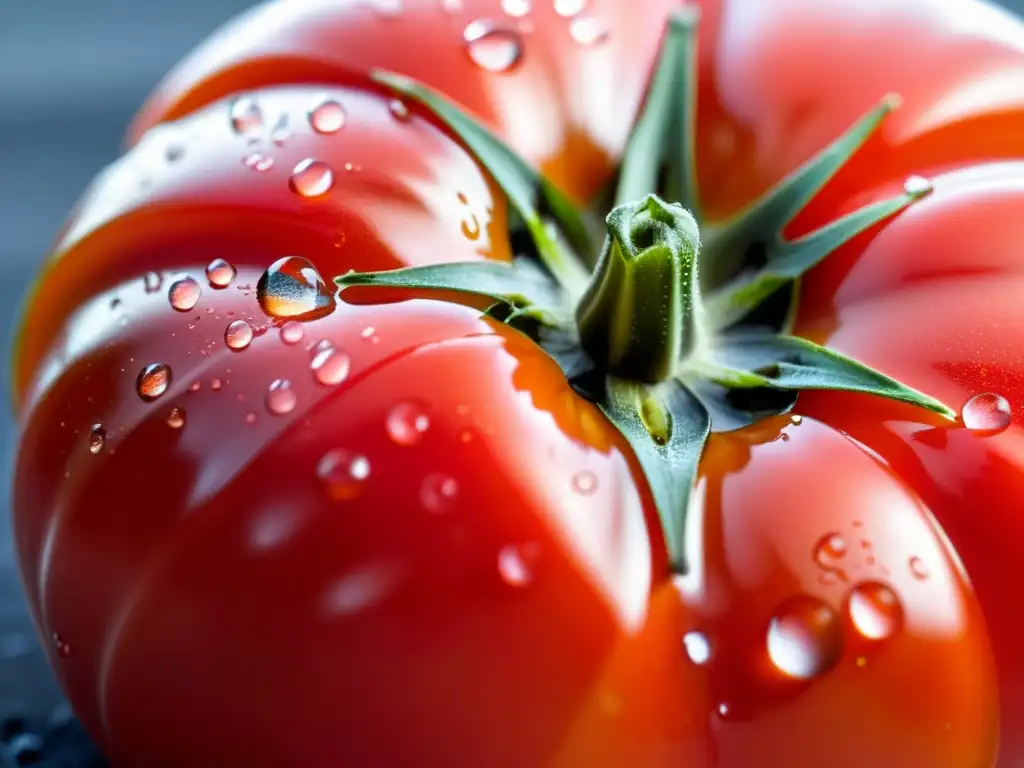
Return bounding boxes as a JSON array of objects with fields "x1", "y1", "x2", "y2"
[
  {"x1": 335, "y1": 259, "x2": 567, "y2": 313},
  {"x1": 599, "y1": 377, "x2": 710, "y2": 573},
  {"x1": 709, "y1": 331, "x2": 956, "y2": 419},
  {"x1": 686, "y1": 378, "x2": 799, "y2": 433},
  {"x1": 372, "y1": 70, "x2": 593, "y2": 291}
]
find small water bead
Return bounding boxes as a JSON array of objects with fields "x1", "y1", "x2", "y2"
[
  {"x1": 813, "y1": 532, "x2": 849, "y2": 584},
  {"x1": 137, "y1": 363, "x2": 172, "y2": 402},
  {"x1": 245, "y1": 411, "x2": 257, "y2": 424},
  {"x1": 188, "y1": 380, "x2": 201, "y2": 393},
  {"x1": 311, "y1": 347, "x2": 352, "y2": 387},
  {"x1": 572, "y1": 470, "x2": 597, "y2": 494},
  {"x1": 317, "y1": 449, "x2": 371, "y2": 501},
  {"x1": 225, "y1": 320, "x2": 254, "y2": 351},
  {"x1": 143, "y1": 271, "x2": 162, "y2": 293},
  {"x1": 909, "y1": 556, "x2": 930, "y2": 580},
  {"x1": 502, "y1": 0, "x2": 531, "y2": 16},
  {"x1": 766, "y1": 595, "x2": 843, "y2": 681},
  {"x1": 498, "y1": 543, "x2": 539, "y2": 587},
  {"x1": 88, "y1": 424, "x2": 106, "y2": 454},
  {"x1": 266, "y1": 379, "x2": 297, "y2": 415},
  {"x1": 372, "y1": 0, "x2": 403, "y2": 16},
  {"x1": 52, "y1": 633, "x2": 71, "y2": 659},
  {"x1": 420, "y1": 473, "x2": 459, "y2": 513},
  {"x1": 309, "y1": 97, "x2": 346, "y2": 134},
  {"x1": 205, "y1": 258, "x2": 236, "y2": 288},
  {"x1": 271, "y1": 114, "x2": 291, "y2": 145},
  {"x1": 846, "y1": 581, "x2": 903, "y2": 641},
  {"x1": 903, "y1": 175, "x2": 934, "y2": 197},
  {"x1": 280, "y1": 321, "x2": 305, "y2": 345},
  {"x1": 962, "y1": 392, "x2": 1012, "y2": 434},
  {"x1": 388, "y1": 99, "x2": 411, "y2": 121},
  {"x1": 165, "y1": 143, "x2": 185, "y2": 163},
  {"x1": 257, "y1": 256, "x2": 334, "y2": 320},
  {"x1": 682, "y1": 631, "x2": 711, "y2": 666},
  {"x1": 289, "y1": 158, "x2": 335, "y2": 197},
  {"x1": 386, "y1": 401, "x2": 431, "y2": 446},
  {"x1": 230, "y1": 96, "x2": 263, "y2": 135},
  {"x1": 442, "y1": 0, "x2": 463, "y2": 11},
  {"x1": 168, "y1": 276, "x2": 201, "y2": 311},
  {"x1": 166, "y1": 407, "x2": 186, "y2": 429},
  {"x1": 244, "y1": 152, "x2": 275, "y2": 172},
  {"x1": 554, "y1": 0, "x2": 585, "y2": 16},
  {"x1": 463, "y1": 21, "x2": 524, "y2": 73},
  {"x1": 211, "y1": 378, "x2": 223, "y2": 391},
  {"x1": 569, "y1": 15, "x2": 609, "y2": 46}
]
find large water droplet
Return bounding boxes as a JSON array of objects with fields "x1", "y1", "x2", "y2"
[
  {"x1": 168, "y1": 276, "x2": 201, "y2": 312},
  {"x1": 962, "y1": 392, "x2": 1012, "y2": 434},
  {"x1": 464, "y1": 21, "x2": 524, "y2": 73},
  {"x1": 420, "y1": 473, "x2": 459, "y2": 513},
  {"x1": 498, "y1": 543, "x2": 539, "y2": 587},
  {"x1": 386, "y1": 401, "x2": 430, "y2": 446},
  {"x1": 225, "y1": 320, "x2": 254, "y2": 351},
  {"x1": 166, "y1": 407, "x2": 186, "y2": 429},
  {"x1": 569, "y1": 15, "x2": 608, "y2": 46},
  {"x1": 266, "y1": 379, "x2": 297, "y2": 415},
  {"x1": 88, "y1": 424, "x2": 106, "y2": 454},
  {"x1": 554, "y1": 0, "x2": 585, "y2": 16},
  {"x1": 229, "y1": 96, "x2": 263, "y2": 135},
  {"x1": 257, "y1": 256, "x2": 334, "y2": 320},
  {"x1": 309, "y1": 97, "x2": 346, "y2": 134},
  {"x1": 280, "y1": 321, "x2": 304, "y2": 345},
  {"x1": 206, "y1": 258, "x2": 236, "y2": 289},
  {"x1": 766, "y1": 595, "x2": 843, "y2": 680},
  {"x1": 317, "y1": 450, "x2": 371, "y2": 501},
  {"x1": 683, "y1": 631, "x2": 711, "y2": 665},
  {"x1": 137, "y1": 363, "x2": 172, "y2": 402},
  {"x1": 311, "y1": 346, "x2": 351, "y2": 387},
  {"x1": 289, "y1": 158, "x2": 335, "y2": 198},
  {"x1": 502, "y1": 0, "x2": 531, "y2": 16},
  {"x1": 846, "y1": 582, "x2": 903, "y2": 641}
]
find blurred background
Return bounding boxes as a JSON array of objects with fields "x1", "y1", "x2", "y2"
[{"x1": 2, "y1": 0, "x2": 1024, "y2": 764}]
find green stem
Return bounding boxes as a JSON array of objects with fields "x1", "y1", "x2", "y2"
[{"x1": 576, "y1": 195, "x2": 702, "y2": 382}]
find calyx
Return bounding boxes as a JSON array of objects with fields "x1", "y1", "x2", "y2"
[{"x1": 337, "y1": 9, "x2": 952, "y2": 573}]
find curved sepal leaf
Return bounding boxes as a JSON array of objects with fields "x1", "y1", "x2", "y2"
[
  {"x1": 372, "y1": 69, "x2": 593, "y2": 290},
  {"x1": 600, "y1": 378, "x2": 710, "y2": 573},
  {"x1": 686, "y1": 378, "x2": 798, "y2": 433}
]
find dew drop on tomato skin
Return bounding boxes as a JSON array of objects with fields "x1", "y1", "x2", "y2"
[
  {"x1": 419, "y1": 473, "x2": 458, "y2": 513},
  {"x1": 168, "y1": 276, "x2": 201, "y2": 312},
  {"x1": 308, "y1": 97, "x2": 346, "y2": 135},
  {"x1": 166, "y1": 407, "x2": 186, "y2": 429},
  {"x1": 501, "y1": 0, "x2": 530, "y2": 17},
  {"x1": 909, "y1": 556, "x2": 930, "y2": 581},
  {"x1": 812, "y1": 532, "x2": 848, "y2": 583},
  {"x1": 554, "y1": 0, "x2": 586, "y2": 17},
  {"x1": 266, "y1": 379, "x2": 297, "y2": 415},
  {"x1": 229, "y1": 95, "x2": 262, "y2": 135},
  {"x1": 88, "y1": 424, "x2": 106, "y2": 454},
  {"x1": 279, "y1": 321, "x2": 304, "y2": 345},
  {"x1": 224, "y1": 320, "x2": 254, "y2": 351},
  {"x1": 385, "y1": 401, "x2": 430, "y2": 446},
  {"x1": 765, "y1": 595, "x2": 843, "y2": 681},
  {"x1": 683, "y1": 631, "x2": 711, "y2": 666},
  {"x1": 136, "y1": 363, "x2": 172, "y2": 402},
  {"x1": 387, "y1": 99, "x2": 411, "y2": 121},
  {"x1": 497, "y1": 543, "x2": 539, "y2": 588},
  {"x1": 846, "y1": 582, "x2": 903, "y2": 642},
  {"x1": 271, "y1": 114, "x2": 290, "y2": 146},
  {"x1": 311, "y1": 346, "x2": 351, "y2": 387},
  {"x1": 903, "y1": 175, "x2": 934, "y2": 197},
  {"x1": 143, "y1": 271, "x2": 162, "y2": 294},
  {"x1": 569, "y1": 16, "x2": 609, "y2": 47},
  {"x1": 289, "y1": 158, "x2": 335, "y2": 198},
  {"x1": 243, "y1": 152, "x2": 274, "y2": 172},
  {"x1": 256, "y1": 256, "x2": 334, "y2": 321},
  {"x1": 463, "y1": 21, "x2": 524, "y2": 74},
  {"x1": 317, "y1": 449, "x2": 370, "y2": 501},
  {"x1": 571, "y1": 469, "x2": 597, "y2": 494},
  {"x1": 961, "y1": 392, "x2": 1012, "y2": 434},
  {"x1": 205, "y1": 258, "x2": 236, "y2": 289}
]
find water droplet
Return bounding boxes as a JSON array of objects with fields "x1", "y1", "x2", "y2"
[
  {"x1": 498, "y1": 544, "x2": 538, "y2": 587},
  {"x1": 309, "y1": 346, "x2": 351, "y2": 387},
  {"x1": 205, "y1": 258, "x2": 236, "y2": 288},
  {"x1": 554, "y1": 0, "x2": 585, "y2": 16},
  {"x1": 502, "y1": 0, "x2": 531, "y2": 16},
  {"x1": 569, "y1": 15, "x2": 608, "y2": 46},
  {"x1": 229, "y1": 96, "x2": 263, "y2": 135},
  {"x1": 289, "y1": 158, "x2": 335, "y2": 197},
  {"x1": 243, "y1": 152, "x2": 274, "y2": 171},
  {"x1": 137, "y1": 363, "x2": 172, "y2": 401},
  {"x1": 309, "y1": 97, "x2": 346, "y2": 134},
  {"x1": 166, "y1": 407, "x2": 186, "y2": 429},
  {"x1": 211, "y1": 378, "x2": 223, "y2": 392},
  {"x1": 317, "y1": 450, "x2": 370, "y2": 501},
  {"x1": 88, "y1": 424, "x2": 106, "y2": 454},
  {"x1": 168, "y1": 276, "x2": 201, "y2": 312},
  {"x1": 909, "y1": 556, "x2": 930, "y2": 580},
  {"x1": 813, "y1": 532, "x2": 849, "y2": 583},
  {"x1": 420, "y1": 473, "x2": 459, "y2": 513},
  {"x1": 165, "y1": 143, "x2": 185, "y2": 163},
  {"x1": 245, "y1": 411, "x2": 257, "y2": 424},
  {"x1": 766, "y1": 595, "x2": 843, "y2": 680},
  {"x1": 572, "y1": 470, "x2": 597, "y2": 494},
  {"x1": 962, "y1": 392, "x2": 1012, "y2": 434},
  {"x1": 257, "y1": 256, "x2": 334, "y2": 320},
  {"x1": 903, "y1": 175, "x2": 933, "y2": 197},
  {"x1": 143, "y1": 271, "x2": 162, "y2": 293},
  {"x1": 388, "y1": 99, "x2": 411, "y2": 121},
  {"x1": 386, "y1": 401, "x2": 431, "y2": 446},
  {"x1": 464, "y1": 21, "x2": 524, "y2": 73},
  {"x1": 225, "y1": 320, "x2": 254, "y2": 351},
  {"x1": 52, "y1": 633, "x2": 70, "y2": 659},
  {"x1": 372, "y1": 0, "x2": 403, "y2": 16},
  {"x1": 717, "y1": 703, "x2": 730, "y2": 718},
  {"x1": 271, "y1": 114, "x2": 291, "y2": 145},
  {"x1": 683, "y1": 631, "x2": 711, "y2": 665},
  {"x1": 442, "y1": 0, "x2": 463, "y2": 11},
  {"x1": 280, "y1": 321, "x2": 304, "y2": 345},
  {"x1": 846, "y1": 581, "x2": 903, "y2": 642},
  {"x1": 266, "y1": 379, "x2": 297, "y2": 415},
  {"x1": 188, "y1": 380, "x2": 201, "y2": 393}
]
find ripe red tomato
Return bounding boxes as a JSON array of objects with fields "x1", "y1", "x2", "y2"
[{"x1": 13, "y1": 0, "x2": 1024, "y2": 765}]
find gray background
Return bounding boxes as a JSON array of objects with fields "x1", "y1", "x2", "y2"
[{"x1": 1, "y1": 0, "x2": 1023, "y2": 743}]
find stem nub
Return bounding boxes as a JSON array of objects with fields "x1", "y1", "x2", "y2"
[{"x1": 576, "y1": 195, "x2": 702, "y2": 383}]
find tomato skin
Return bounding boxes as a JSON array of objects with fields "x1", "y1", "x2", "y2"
[{"x1": 14, "y1": 0, "x2": 1024, "y2": 765}]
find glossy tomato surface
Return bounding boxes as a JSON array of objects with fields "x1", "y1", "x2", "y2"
[{"x1": 13, "y1": 0, "x2": 1024, "y2": 765}]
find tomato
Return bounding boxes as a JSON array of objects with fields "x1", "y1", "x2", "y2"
[{"x1": 12, "y1": 0, "x2": 1024, "y2": 765}]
